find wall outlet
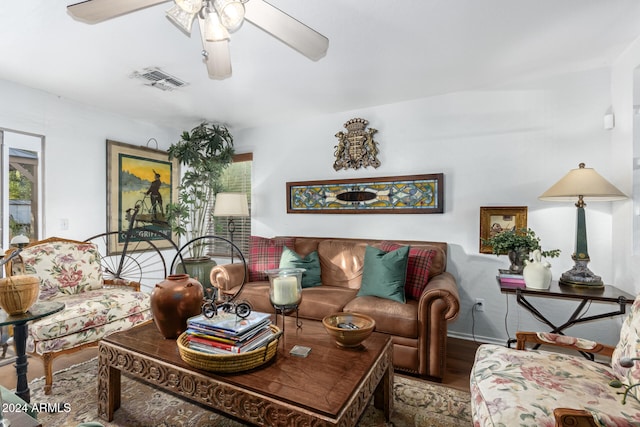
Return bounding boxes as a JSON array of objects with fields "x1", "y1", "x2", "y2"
[{"x1": 474, "y1": 298, "x2": 485, "y2": 312}]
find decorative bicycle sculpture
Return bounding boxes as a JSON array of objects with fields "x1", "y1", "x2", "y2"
[
  {"x1": 85, "y1": 199, "x2": 252, "y2": 320},
  {"x1": 201, "y1": 288, "x2": 252, "y2": 319},
  {"x1": 84, "y1": 200, "x2": 182, "y2": 287},
  {"x1": 169, "y1": 235, "x2": 252, "y2": 320}
]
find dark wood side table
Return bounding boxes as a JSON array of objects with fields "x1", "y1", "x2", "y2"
[
  {"x1": 499, "y1": 280, "x2": 634, "y2": 355},
  {"x1": 0, "y1": 301, "x2": 64, "y2": 403}
]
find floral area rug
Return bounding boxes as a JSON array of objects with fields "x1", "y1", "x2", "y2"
[{"x1": 27, "y1": 358, "x2": 472, "y2": 427}]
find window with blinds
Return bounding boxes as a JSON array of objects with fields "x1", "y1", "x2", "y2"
[{"x1": 208, "y1": 153, "x2": 252, "y2": 260}]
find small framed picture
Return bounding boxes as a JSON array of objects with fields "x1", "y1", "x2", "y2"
[{"x1": 479, "y1": 206, "x2": 528, "y2": 254}]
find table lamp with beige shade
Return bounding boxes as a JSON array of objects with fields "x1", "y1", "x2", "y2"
[
  {"x1": 539, "y1": 163, "x2": 627, "y2": 287},
  {"x1": 0, "y1": 234, "x2": 30, "y2": 271},
  {"x1": 213, "y1": 192, "x2": 249, "y2": 263}
]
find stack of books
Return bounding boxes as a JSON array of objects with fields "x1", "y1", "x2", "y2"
[
  {"x1": 498, "y1": 270, "x2": 526, "y2": 288},
  {"x1": 184, "y1": 311, "x2": 275, "y2": 354}
]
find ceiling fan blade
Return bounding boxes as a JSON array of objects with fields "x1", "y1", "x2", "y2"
[
  {"x1": 244, "y1": 0, "x2": 328, "y2": 61},
  {"x1": 67, "y1": 0, "x2": 170, "y2": 23},
  {"x1": 198, "y1": 18, "x2": 232, "y2": 80}
]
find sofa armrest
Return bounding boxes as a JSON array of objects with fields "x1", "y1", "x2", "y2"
[
  {"x1": 419, "y1": 272, "x2": 460, "y2": 321},
  {"x1": 516, "y1": 331, "x2": 615, "y2": 358},
  {"x1": 103, "y1": 278, "x2": 141, "y2": 292},
  {"x1": 416, "y1": 271, "x2": 460, "y2": 379},
  {"x1": 210, "y1": 263, "x2": 247, "y2": 295},
  {"x1": 553, "y1": 408, "x2": 599, "y2": 427}
]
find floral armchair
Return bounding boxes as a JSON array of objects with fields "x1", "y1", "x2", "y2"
[
  {"x1": 4, "y1": 237, "x2": 152, "y2": 394},
  {"x1": 471, "y1": 292, "x2": 640, "y2": 427}
]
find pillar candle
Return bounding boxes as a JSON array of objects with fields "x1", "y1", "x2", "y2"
[{"x1": 272, "y1": 275, "x2": 299, "y2": 305}]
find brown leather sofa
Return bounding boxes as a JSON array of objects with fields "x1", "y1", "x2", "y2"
[{"x1": 210, "y1": 236, "x2": 460, "y2": 381}]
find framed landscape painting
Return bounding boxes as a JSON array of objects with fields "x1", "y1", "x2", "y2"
[
  {"x1": 479, "y1": 206, "x2": 528, "y2": 254},
  {"x1": 106, "y1": 140, "x2": 179, "y2": 254}
]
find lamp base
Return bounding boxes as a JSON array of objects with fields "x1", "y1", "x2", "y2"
[{"x1": 558, "y1": 258, "x2": 604, "y2": 288}]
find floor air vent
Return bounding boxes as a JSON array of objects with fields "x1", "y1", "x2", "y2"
[{"x1": 130, "y1": 67, "x2": 189, "y2": 91}]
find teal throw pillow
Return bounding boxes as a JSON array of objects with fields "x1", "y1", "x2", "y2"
[
  {"x1": 358, "y1": 245, "x2": 409, "y2": 303},
  {"x1": 279, "y1": 246, "x2": 322, "y2": 288}
]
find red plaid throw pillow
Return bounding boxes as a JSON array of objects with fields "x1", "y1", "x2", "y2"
[
  {"x1": 380, "y1": 242, "x2": 435, "y2": 300},
  {"x1": 248, "y1": 236, "x2": 295, "y2": 282}
]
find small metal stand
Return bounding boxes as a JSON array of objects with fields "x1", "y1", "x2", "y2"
[{"x1": 272, "y1": 303, "x2": 302, "y2": 337}]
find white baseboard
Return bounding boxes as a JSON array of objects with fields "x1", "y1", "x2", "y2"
[{"x1": 447, "y1": 331, "x2": 507, "y2": 346}]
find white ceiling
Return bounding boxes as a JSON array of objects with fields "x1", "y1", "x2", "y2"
[{"x1": 1, "y1": 1, "x2": 640, "y2": 131}]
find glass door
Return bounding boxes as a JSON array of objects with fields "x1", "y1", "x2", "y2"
[{"x1": 1, "y1": 129, "x2": 44, "y2": 249}]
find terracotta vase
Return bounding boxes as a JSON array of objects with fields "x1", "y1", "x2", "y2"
[{"x1": 150, "y1": 274, "x2": 204, "y2": 339}]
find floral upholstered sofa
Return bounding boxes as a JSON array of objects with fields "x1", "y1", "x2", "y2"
[
  {"x1": 470, "y1": 293, "x2": 640, "y2": 427},
  {"x1": 4, "y1": 237, "x2": 152, "y2": 394}
]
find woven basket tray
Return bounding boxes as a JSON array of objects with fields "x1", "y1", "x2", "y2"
[
  {"x1": 0, "y1": 275, "x2": 40, "y2": 315},
  {"x1": 177, "y1": 324, "x2": 282, "y2": 373}
]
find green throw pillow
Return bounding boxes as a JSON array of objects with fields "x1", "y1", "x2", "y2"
[
  {"x1": 358, "y1": 245, "x2": 409, "y2": 303},
  {"x1": 279, "y1": 246, "x2": 322, "y2": 288}
]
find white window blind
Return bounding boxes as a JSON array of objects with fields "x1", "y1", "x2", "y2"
[{"x1": 208, "y1": 153, "x2": 252, "y2": 260}]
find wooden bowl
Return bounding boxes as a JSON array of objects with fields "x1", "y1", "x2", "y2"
[
  {"x1": 0, "y1": 275, "x2": 40, "y2": 315},
  {"x1": 322, "y1": 312, "x2": 376, "y2": 348}
]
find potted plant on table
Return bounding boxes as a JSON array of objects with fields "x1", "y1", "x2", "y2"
[
  {"x1": 165, "y1": 122, "x2": 235, "y2": 292},
  {"x1": 482, "y1": 228, "x2": 560, "y2": 274}
]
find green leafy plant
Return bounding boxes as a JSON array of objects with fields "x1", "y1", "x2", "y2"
[
  {"x1": 482, "y1": 228, "x2": 560, "y2": 259},
  {"x1": 165, "y1": 122, "x2": 235, "y2": 258}
]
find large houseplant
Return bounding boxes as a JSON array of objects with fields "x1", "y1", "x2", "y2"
[
  {"x1": 483, "y1": 228, "x2": 560, "y2": 273},
  {"x1": 166, "y1": 122, "x2": 235, "y2": 289}
]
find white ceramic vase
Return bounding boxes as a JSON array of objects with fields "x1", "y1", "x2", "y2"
[{"x1": 523, "y1": 249, "x2": 552, "y2": 290}]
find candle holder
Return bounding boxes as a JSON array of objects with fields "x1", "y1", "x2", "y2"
[{"x1": 265, "y1": 268, "x2": 305, "y2": 333}]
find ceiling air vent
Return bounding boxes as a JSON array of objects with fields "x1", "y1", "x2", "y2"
[{"x1": 130, "y1": 67, "x2": 189, "y2": 91}]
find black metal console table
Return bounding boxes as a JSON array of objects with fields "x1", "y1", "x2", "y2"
[{"x1": 499, "y1": 280, "x2": 634, "y2": 357}]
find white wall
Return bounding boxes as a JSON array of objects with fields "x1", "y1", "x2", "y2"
[
  {"x1": 0, "y1": 79, "x2": 181, "y2": 241},
  {"x1": 611, "y1": 35, "x2": 640, "y2": 292},
  {"x1": 237, "y1": 67, "x2": 627, "y2": 345}
]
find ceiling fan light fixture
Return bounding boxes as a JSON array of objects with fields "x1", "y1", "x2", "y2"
[
  {"x1": 175, "y1": 0, "x2": 203, "y2": 14},
  {"x1": 204, "y1": 11, "x2": 230, "y2": 41},
  {"x1": 68, "y1": 0, "x2": 329, "y2": 80},
  {"x1": 166, "y1": 4, "x2": 197, "y2": 35},
  {"x1": 212, "y1": 0, "x2": 245, "y2": 32}
]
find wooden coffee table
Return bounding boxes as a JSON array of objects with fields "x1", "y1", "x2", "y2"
[{"x1": 98, "y1": 316, "x2": 393, "y2": 425}]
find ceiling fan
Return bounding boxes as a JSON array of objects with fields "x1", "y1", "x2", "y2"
[{"x1": 67, "y1": 0, "x2": 329, "y2": 80}]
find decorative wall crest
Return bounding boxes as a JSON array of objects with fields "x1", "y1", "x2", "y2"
[{"x1": 333, "y1": 118, "x2": 380, "y2": 171}]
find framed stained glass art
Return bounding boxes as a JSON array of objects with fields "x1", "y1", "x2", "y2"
[{"x1": 286, "y1": 174, "x2": 444, "y2": 214}]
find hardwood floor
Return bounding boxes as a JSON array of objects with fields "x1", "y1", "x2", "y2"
[
  {"x1": 0, "y1": 336, "x2": 479, "y2": 393},
  {"x1": 442, "y1": 336, "x2": 481, "y2": 392}
]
